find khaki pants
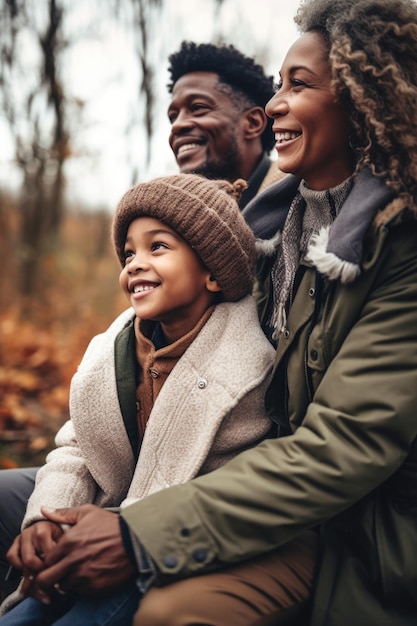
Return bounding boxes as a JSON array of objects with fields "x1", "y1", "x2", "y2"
[{"x1": 134, "y1": 530, "x2": 318, "y2": 626}]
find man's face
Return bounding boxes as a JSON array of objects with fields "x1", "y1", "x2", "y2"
[{"x1": 167, "y1": 71, "x2": 244, "y2": 181}]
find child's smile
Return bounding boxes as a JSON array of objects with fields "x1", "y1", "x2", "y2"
[{"x1": 119, "y1": 216, "x2": 220, "y2": 343}]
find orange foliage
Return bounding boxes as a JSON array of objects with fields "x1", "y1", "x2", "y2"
[{"x1": 0, "y1": 206, "x2": 127, "y2": 468}]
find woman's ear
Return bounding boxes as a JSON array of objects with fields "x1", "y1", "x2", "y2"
[{"x1": 205, "y1": 275, "x2": 222, "y2": 293}]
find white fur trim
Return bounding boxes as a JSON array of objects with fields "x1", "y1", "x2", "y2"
[
  {"x1": 255, "y1": 231, "x2": 282, "y2": 257},
  {"x1": 306, "y1": 227, "x2": 361, "y2": 284},
  {"x1": 0, "y1": 585, "x2": 24, "y2": 616}
]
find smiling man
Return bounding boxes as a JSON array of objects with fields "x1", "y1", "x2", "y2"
[{"x1": 167, "y1": 41, "x2": 285, "y2": 208}]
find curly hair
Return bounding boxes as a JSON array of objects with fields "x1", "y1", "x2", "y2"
[
  {"x1": 295, "y1": 0, "x2": 417, "y2": 202},
  {"x1": 167, "y1": 41, "x2": 275, "y2": 152}
]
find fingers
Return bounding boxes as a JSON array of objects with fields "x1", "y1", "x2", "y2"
[
  {"x1": 23, "y1": 574, "x2": 54, "y2": 605},
  {"x1": 7, "y1": 518, "x2": 74, "y2": 605},
  {"x1": 17, "y1": 522, "x2": 63, "y2": 573},
  {"x1": 10, "y1": 505, "x2": 134, "y2": 600},
  {"x1": 31, "y1": 522, "x2": 63, "y2": 562},
  {"x1": 6, "y1": 532, "x2": 45, "y2": 573},
  {"x1": 35, "y1": 506, "x2": 135, "y2": 597},
  {"x1": 41, "y1": 504, "x2": 91, "y2": 526},
  {"x1": 6, "y1": 535, "x2": 25, "y2": 570},
  {"x1": 6, "y1": 519, "x2": 65, "y2": 602}
]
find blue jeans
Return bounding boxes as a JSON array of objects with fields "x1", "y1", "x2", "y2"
[{"x1": 0, "y1": 582, "x2": 140, "y2": 626}]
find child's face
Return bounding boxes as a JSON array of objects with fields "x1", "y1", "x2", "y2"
[{"x1": 119, "y1": 216, "x2": 221, "y2": 342}]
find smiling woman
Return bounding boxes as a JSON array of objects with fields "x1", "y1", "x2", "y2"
[{"x1": 267, "y1": 31, "x2": 352, "y2": 190}]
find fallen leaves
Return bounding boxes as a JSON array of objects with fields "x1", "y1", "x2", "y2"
[
  {"x1": 0, "y1": 209, "x2": 126, "y2": 468},
  {"x1": 0, "y1": 311, "x2": 72, "y2": 467}
]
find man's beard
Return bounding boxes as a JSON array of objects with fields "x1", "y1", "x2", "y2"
[{"x1": 187, "y1": 135, "x2": 240, "y2": 182}]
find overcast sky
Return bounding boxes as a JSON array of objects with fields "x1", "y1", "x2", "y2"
[{"x1": 1, "y1": 0, "x2": 301, "y2": 210}]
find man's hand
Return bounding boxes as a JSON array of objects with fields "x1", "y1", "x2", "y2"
[{"x1": 34, "y1": 504, "x2": 136, "y2": 598}]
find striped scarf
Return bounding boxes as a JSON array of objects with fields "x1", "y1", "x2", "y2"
[{"x1": 267, "y1": 177, "x2": 354, "y2": 342}]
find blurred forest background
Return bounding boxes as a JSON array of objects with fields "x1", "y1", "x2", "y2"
[{"x1": 0, "y1": 0, "x2": 298, "y2": 468}]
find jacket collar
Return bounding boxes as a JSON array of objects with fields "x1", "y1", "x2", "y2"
[
  {"x1": 243, "y1": 173, "x2": 300, "y2": 238},
  {"x1": 240, "y1": 153, "x2": 274, "y2": 209},
  {"x1": 244, "y1": 169, "x2": 397, "y2": 284}
]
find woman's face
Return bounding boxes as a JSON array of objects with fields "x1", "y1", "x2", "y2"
[{"x1": 266, "y1": 31, "x2": 353, "y2": 190}]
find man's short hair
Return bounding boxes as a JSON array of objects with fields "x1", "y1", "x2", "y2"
[{"x1": 167, "y1": 41, "x2": 275, "y2": 153}]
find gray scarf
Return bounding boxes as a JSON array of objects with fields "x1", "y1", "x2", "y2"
[{"x1": 268, "y1": 177, "x2": 354, "y2": 340}]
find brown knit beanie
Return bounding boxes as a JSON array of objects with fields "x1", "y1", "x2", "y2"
[{"x1": 112, "y1": 173, "x2": 256, "y2": 302}]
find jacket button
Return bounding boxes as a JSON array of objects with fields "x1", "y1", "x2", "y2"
[
  {"x1": 180, "y1": 527, "x2": 190, "y2": 537},
  {"x1": 310, "y1": 349, "x2": 318, "y2": 361},
  {"x1": 149, "y1": 368, "x2": 159, "y2": 378},
  {"x1": 197, "y1": 378, "x2": 207, "y2": 389},
  {"x1": 163, "y1": 555, "x2": 178, "y2": 568},
  {"x1": 309, "y1": 288, "x2": 315, "y2": 297},
  {"x1": 283, "y1": 329, "x2": 290, "y2": 339},
  {"x1": 193, "y1": 548, "x2": 208, "y2": 563}
]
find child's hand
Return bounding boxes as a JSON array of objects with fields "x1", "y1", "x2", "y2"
[{"x1": 6, "y1": 520, "x2": 65, "y2": 603}]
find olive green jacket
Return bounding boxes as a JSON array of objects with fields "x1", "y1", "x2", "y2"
[{"x1": 122, "y1": 171, "x2": 417, "y2": 625}]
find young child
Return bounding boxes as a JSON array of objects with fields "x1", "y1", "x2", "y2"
[{"x1": 0, "y1": 173, "x2": 274, "y2": 625}]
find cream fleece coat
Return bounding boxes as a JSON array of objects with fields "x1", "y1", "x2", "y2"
[{"x1": 23, "y1": 295, "x2": 274, "y2": 525}]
